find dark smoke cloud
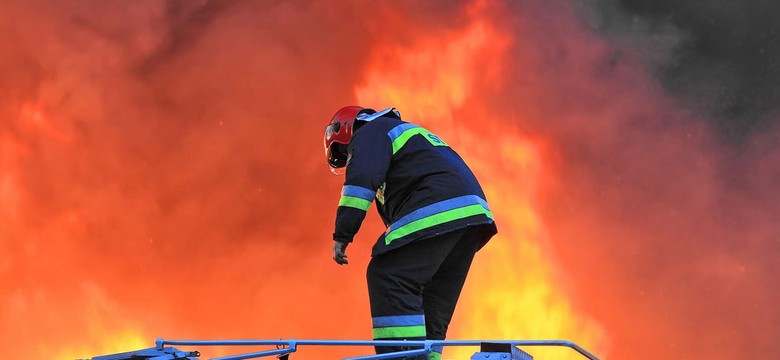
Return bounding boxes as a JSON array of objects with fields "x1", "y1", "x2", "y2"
[
  {"x1": 578, "y1": 0, "x2": 780, "y2": 142},
  {"x1": 136, "y1": 0, "x2": 239, "y2": 74},
  {"x1": 480, "y1": 0, "x2": 780, "y2": 358}
]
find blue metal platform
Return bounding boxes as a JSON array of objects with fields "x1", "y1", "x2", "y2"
[{"x1": 90, "y1": 338, "x2": 599, "y2": 360}]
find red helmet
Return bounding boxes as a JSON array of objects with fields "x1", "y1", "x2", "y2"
[{"x1": 324, "y1": 106, "x2": 364, "y2": 175}]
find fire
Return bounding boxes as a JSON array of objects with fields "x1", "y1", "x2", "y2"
[
  {"x1": 3, "y1": 1, "x2": 777, "y2": 359},
  {"x1": 355, "y1": 21, "x2": 496, "y2": 122},
  {"x1": 355, "y1": 12, "x2": 607, "y2": 360},
  {"x1": 453, "y1": 132, "x2": 608, "y2": 360},
  {"x1": 52, "y1": 328, "x2": 147, "y2": 360},
  {"x1": 0, "y1": 135, "x2": 23, "y2": 222}
]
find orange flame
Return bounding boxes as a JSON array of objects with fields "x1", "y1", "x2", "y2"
[
  {"x1": 355, "y1": 14, "x2": 607, "y2": 360},
  {"x1": 3, "y1": 1, "x2": 777, "y2": 359}
]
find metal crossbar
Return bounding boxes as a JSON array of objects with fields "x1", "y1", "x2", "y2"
[{"x1": 155, "y1": 338, "x2": 600, "y2": 360}]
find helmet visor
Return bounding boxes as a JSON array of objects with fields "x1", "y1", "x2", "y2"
[{"x1": 327, "y1": 142, "x2": 349, "y2": 174}]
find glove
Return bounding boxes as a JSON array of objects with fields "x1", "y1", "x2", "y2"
[{"x1": 333, "y1": 241, "x2": 349, "y2": 265}]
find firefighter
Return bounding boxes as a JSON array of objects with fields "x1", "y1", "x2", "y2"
[{"x1": 324, "y1": 106, "x2": 497, "y2": 360}]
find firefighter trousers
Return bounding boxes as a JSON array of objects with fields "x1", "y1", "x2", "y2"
[{"x1": 367, "y1": 226, "x2": 482, "y2": 360}]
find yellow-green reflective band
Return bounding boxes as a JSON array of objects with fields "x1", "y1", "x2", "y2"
[
  {"x1": 339, "y1": 196, "x2": 372, "y2": 211},
  {"x1": 428, "y1": 351, "x2": 442, "y2": 360},
  {"x1": 391, "y1": 128, "x2": 447, "y2": 154},
  {"x1": 385, "y1": 204, "x2": 493, "y2": 245},
  {"x1": 372, "y1": 325, "x2": 427, "y2": 339}
]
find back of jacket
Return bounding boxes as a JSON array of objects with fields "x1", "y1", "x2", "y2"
[{"x1": 333, "y1": 115, "x2": 497, "y2": 256}]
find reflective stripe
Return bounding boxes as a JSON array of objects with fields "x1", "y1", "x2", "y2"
[
  {"x1": 372, "y1": 325, "x2": 427, "y2": 339},
  {"x1": 338, "y1": 196, "x2": 372, "y2": 211},
  {"x1": 372, "y1": 314, "x2": 425, "y2": 328},
  {"x1": 387, "y1": 196, "x2": 490, "y2": 231},
  {"x1": 388, "y1": 123, "x2": 418, "y2": 142},
  {"x1": 339, "y1": 185, "x2": 375, "y2": 211},
  {"x1": 384, "y1": 195, "x2": 493, "y2": 244},
  {"x1": 385, "y1": 204, "x2": 492, "y2": 244},
  {"x1": 372, "y1": 314, "x2": 426, "y2": 339},
  {"x1": 356, "y1": 107, "x2": 398, "y2": 122},
  {"x1": 342, "y1": 185, "x2": 375, "y2": 200},
  {"x1": 387, "y1": 124, "x2": 448, "y2": 154}
]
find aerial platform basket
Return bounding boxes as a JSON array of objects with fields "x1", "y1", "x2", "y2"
[{"x1": 90, "y1": 338, "x2": 600, "y2": 360}]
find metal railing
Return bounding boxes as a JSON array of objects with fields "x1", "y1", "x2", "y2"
[{"x1": 155, "y1": 338, "x2": 600, "y2": 360}]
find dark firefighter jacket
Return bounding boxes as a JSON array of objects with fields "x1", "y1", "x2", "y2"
[{"x1": 333, "y1": 110, "x2": 497, "y2": 256}]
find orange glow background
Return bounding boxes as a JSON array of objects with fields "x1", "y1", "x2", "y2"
[{"x1": 1, "y1": 1, "x2": 778, "y2": 360}]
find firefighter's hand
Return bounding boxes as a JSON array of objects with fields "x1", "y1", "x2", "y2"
[{"x1": 333, "y1": 241, "x2": 349, "y2": 265}]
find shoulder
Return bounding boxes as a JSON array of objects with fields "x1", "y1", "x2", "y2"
[{"x1": 354, "y1": 117, "x2": 406, "y2": 139}]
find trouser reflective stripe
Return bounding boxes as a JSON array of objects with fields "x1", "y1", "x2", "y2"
[
  {"x1": 372, "y1": 325, "x2": 427, "y2": 339},
  {"x1": 372, "y1": 314, "x2": 426, "y2": 339}
]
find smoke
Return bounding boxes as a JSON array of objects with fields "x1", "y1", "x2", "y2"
[
  {"x1": 577, "y1": 0, "x2": 780, "y2": 142},
  {"x1": 1, "y1": 0, "x2": 778, "y2": 359},
  {"x1": 0, "y1": 1, "x2": 385, "y2": 358},
  {"x1": 479, "y1": 0, "x2": 780, "y2": 358}
]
